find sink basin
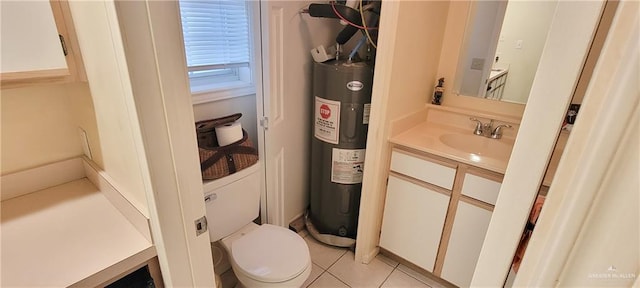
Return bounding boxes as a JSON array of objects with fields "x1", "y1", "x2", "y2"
[{"x1": 439, "y1": 134, "x2": 513, "y2": 160}]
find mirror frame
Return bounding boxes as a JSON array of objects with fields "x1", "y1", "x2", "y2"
[{"x1": 437, "y1": 1, "x2": 525, "y2": 120}]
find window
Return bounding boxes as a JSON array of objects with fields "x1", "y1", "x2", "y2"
[{"x1": 179, "y1": 0, "x2": 254, "y2": 99}]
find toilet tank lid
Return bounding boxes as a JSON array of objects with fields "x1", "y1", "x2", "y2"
[{"x1": 231, "y1": 224, "x2": 310, "y2": 283}]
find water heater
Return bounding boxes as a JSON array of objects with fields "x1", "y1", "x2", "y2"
[{"x1": 307, "y1": 59, "x2": 373, "y2": 247}]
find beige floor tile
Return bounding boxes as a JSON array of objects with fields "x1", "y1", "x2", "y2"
[
  {"x1": 381, "y1": 269, "x2": 430, "y2": 288},
  {"x1": 308, "y1": 272, "x2": 350, "y2": 288},
  {"x1": 302, "y1": 263, "x2": 325, "y2": 288},
  {"x1": 377, "y1": 253, "x2": 400, "y2": 268},
  {"x1": 328, "y1": 251, "x2": 394, "y2": 288},
  {"x1": 397, "y1": 264, "x2": 447, "y2": 288},
  {"x1": 304, "y1": 235, "x2": 348, "y2": 269}
]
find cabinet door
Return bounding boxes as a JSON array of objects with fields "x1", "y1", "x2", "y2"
[
  {"x1": 380, "y1": 175, "x2": 450, "y2": 272},
  {"x1": 441, "y1": 201, "x2": 493, "y2": 287},
  {"x1": 0, "y1": 1, "x2": 68, "y2": 77}
]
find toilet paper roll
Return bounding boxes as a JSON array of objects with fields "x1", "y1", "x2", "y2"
[{"x1": 215, "y1": 121, "x2": 243, "y2": 146}]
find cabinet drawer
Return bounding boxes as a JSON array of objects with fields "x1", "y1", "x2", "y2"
[
  {"x1": 461, "y1": 173, "x2": 502, "y2": 205},
  {"x1": 380, "y1": 175, "x2": 450, "y2": 272},
  {"x1": 390, "y1": 150, "x2": 456, "y2": 190}
]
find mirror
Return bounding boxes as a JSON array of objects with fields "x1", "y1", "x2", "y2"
[{"x1": 455, "y1": 1, "x2": 557, "y2": 104}]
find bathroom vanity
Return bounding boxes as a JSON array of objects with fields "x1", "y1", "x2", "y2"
[{"x1": 379, "y1": 105, "x2": 517, "y2": 287}]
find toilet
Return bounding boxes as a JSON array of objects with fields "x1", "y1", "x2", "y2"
[{"x1": 204, "y1": 164, "x2": 311, "y2": 287}]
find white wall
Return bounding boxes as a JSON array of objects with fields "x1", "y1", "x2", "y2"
[
  {"x1": 70, "y1": 1, "x2": 149, "y2": 216},
  {"x1": 557, "y1": 110, "x2": 638, "y2": 286},
  {"x1": 512, "y1": 2, "x2": 638, "y2": 285},
  {"x1": 495, "y1": 1, "x2": 557, "y2": 104},
  {"x1": 356, "y1": 0, "x2": 450, "y2": 262},
  {"x1": 1, "y1": 83, "x2": 102, "y2": 175}
]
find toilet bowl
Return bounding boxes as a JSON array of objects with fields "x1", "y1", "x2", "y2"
[
  {"x1": 220, "y1": 223, "x2": 311, "y2": 287},
  {"x1": 204, "y1": 164, "x2": 311, "y2": 287}
]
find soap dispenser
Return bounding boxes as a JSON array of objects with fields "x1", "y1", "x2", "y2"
[{"x1": 432, "y1": 78, "x2": 445, "y2": 105}]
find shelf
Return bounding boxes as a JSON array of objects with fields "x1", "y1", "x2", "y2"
[{"x1": 1, "y1": 178, "x2": 155, "y2": 287}]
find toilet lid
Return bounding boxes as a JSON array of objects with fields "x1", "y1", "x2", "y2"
[{"x1": 231, "y1": 224, "x2": 310, "y2": 283}]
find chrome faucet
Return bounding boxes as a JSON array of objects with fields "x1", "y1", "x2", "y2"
[
  {"x1": 470, "y1": 118, "x2": 484, "y2": 135},
  {"x1": 469, "y1": 117, "x2": 511, "y2": 139},
  {"x1": 490, "y1": 124, "x2": 512, "y2": 139}
]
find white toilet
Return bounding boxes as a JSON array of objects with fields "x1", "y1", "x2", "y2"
[{"x1": 204, "y1": 164, "x2": 311, "y2": 287}]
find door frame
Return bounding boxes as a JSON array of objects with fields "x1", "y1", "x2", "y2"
[
  {"x1": 513, "y1": 1, "x2": 638, "y2": 285},
  {"x1": 114, "y1": 1, "x2": 215, "y2": 286},
  {"x1": 471, "y1": 1, "x2": 607, "y2": 285}
]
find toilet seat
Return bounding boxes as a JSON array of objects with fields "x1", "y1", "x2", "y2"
[{"x1": 231, "y1": 224, "x2": 310, "y2": 283}]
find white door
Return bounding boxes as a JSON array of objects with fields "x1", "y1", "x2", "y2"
[{"x1": 259, "y1": 1, "x2": 340, "y2": 226}]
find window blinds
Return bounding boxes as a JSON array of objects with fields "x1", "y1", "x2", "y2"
[{"x1": 179, "y1": 0, "x2": 251, "y2": 72}]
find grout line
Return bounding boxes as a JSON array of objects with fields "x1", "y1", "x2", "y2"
[
  {"x1": 325, "y1": 270, "x2": 352, "y2": 288},
  {"x1": 304, "y1": 270, "x2": 324, "y2": 288},
  {"x1": 377, "y1": 254, "x2": 400, "y2": 269},
  {"x1": 397, "y1": 265, "x2": 435, "y2": 288},
  {"x1": 378, "y1": 267, "x2": 396, "y2": 288},
  {"x1": 325, "y1": 249, "x2": 349, "y2": 271}
]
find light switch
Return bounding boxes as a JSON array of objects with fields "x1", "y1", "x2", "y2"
[
  {"x1": 471, "y1": 58, "x2": 485, "y2": 70},
  {"x1": 516, "y1": 40, "x2": 523, "y2": 49}
]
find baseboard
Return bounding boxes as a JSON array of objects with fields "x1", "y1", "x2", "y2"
[
  {"x1": 83, "y1": 158, "x2": 152, "y2": 242},
  {"x1": 1, "y1": 158, "x2": 85, "y2": 201}
]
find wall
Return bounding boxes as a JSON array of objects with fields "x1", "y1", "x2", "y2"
[
  {"x1": 557, "y1": 110, "x2": 638, "y2": 286},
  {"x1": 472, "y1": 1, "x2": 607, "y2": 285},
  {"x1": 494, "y1": 1, "x2": 557, "y2": 104},
  {"x1": 356, "y1": 0, "x2": 450, "y2": 263},
  {"x1": 70, "y1": 1, "x2": 149, "y2": 217},
  {"x1": 1, "y1": 82, "x2": 102, "y2": 175},
  {"x1": 511, "y1": 1, "x2": 637, "y2": 285},
  {"x1": 192, "y1": 94, "x2": 258, "y2": 147}
]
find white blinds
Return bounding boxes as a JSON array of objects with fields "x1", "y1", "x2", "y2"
[{"x1": 179, "y1": 0, "x2": 251, "y2": 71}]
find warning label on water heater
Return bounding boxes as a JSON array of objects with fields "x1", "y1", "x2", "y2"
[
  {"x1": 331, "y1": 148, "x2": 366, "y2": 184},
  {"x1": 363, "y1": 103, "x2": 371, "y2": 124},
  {"x1": 315, "y1": 97, "x2": 341, "y2": 144}
]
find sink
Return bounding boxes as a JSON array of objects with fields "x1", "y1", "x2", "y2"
[{"x1": 439, "y1": 133, "x2": 513, "y2": 160}]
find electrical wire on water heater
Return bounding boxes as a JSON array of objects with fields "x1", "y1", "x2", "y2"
[
  {"x1": 359, "y1": 0, "x2": 377, "y2": 49},
  {"x1": 330, "y1": 1, "x2": 378, "y2": 30}
]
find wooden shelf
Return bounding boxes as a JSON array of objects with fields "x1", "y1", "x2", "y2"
[{"x1": 1, "y1": 178, "x2": 155, "y2": 287}]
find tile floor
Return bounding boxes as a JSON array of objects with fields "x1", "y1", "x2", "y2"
[{"x1": 218, "y1": 230, "x2": 447, "y2": 288}]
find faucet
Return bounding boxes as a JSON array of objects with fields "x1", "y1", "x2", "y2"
[
  {"x1": 482, "y1": 120, "x2": 494, "y2": 137},
  {"x1": 490, "y1": 124, "x2": 512, "y2": 139},
  {"x1": 470, "y1": 118, "x2": 484, "y2": 135},
  {"x1": 469, "y1": 118, "x2": 511, "y2": 139}
]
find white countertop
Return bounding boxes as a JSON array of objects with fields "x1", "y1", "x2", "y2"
[
  {"x1": 1, "y1": 178, "x2": 154, "y2": 287},
  {"x1": 391, "y1": 123, "x2": 514, "y2": 174}
]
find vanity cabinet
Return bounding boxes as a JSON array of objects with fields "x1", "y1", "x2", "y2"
[
  {"x1": 441, "y1": 171, "x2": 501, "y2": 287},
  {"x1": 389, "y1": 150, "x2": 456, "y2": 190},
  {"x1": 380, "y1": 175, "x2": 450, "y2": 272},
  {"x1": 441, "y1": 201, "x2": 493, "y2": 287},
  {"x1": 380, "y1": 146, "x2": 503, "y2": 287}
]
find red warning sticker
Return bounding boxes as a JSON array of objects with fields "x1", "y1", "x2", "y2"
[{"x1": 315, "y1": 97, "x2": 340, "y2": 144}]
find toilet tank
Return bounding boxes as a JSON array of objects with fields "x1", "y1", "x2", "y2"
[{"x1": 204, "y1": 163, "x2": 261, "y2": 242}]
